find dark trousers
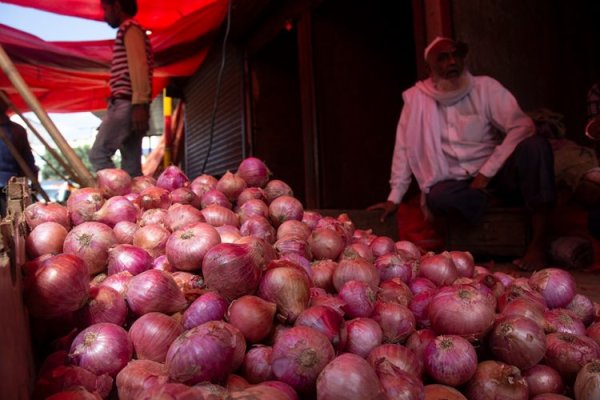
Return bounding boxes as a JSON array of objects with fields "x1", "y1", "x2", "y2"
[{"x1": 426, "y1": 135, "x2": 556, "y2": 225}]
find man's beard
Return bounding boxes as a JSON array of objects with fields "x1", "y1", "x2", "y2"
[{"x1": 434, "y1": 70, "x2": 469, "y2": 93}]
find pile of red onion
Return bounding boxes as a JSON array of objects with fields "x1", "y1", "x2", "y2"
[{"x1": 21, "y1": 158, "x2": 600, "y2": 399}]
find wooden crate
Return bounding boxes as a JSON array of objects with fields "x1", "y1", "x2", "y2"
[{"x1": 443, "y1": 207, "x2": 531, "y2": 258}]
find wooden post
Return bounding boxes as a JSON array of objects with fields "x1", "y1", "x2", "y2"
[{"x1": 0, "y1": 45, "x2": 96, "y2": 187}]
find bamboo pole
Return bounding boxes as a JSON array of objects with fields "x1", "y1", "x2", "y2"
[
  {"x1": 0, "y1": 45, "x2": 96, "y2": 187},
  {"x1": 0, "y1": 91, "x2": 79, "y2": 183}
]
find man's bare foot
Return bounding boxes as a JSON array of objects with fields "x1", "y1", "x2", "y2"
[{"x1": 513, "y1": 245, "x2": 547, "y2": 272}]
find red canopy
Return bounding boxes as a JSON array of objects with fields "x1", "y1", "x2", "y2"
[{"x1": 0, "y1": 0, "x2": 228, "y2": 112}]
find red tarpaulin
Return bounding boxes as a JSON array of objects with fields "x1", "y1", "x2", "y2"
[{"x1": 0, "y1": 0, "x2": 228, "y2": 112}]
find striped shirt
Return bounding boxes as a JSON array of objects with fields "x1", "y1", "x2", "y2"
[{"x1": 109, "y1": 19, "x2": 153, "y2": 104}]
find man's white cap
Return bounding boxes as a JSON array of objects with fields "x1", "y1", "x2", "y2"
[{"x1": 423, "y1": 36, "x2": 455, "y2": 61}]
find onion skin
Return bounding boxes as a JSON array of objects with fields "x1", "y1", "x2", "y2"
[
  {"x1": 116, "y1": 359, "x2": 169, "y2": 400},
  {"x1": 544, "y1": 332, "x2": 600, "y2": 379},
  {"x1": 139, "y1": 186, "x2": 171, "y2": 210},
  {"x1": 419, "y1": 252, "x2": 458, "y2": 286},
  {"x1": 258, "y1": 266, "x2": 311, "y2": 324},
  {"x1": 308, "y1": 228, "x2": 345, "y2": 260},
  {"x1": 488, "y1": 314, "x2": 547, "y2": 370},
  {"x1": 237, "y1": 157, "x2": 271, "y2": 187},
  {"x1": 67, "y1": 187, "x2": 105, "y2": 226},
  {"x1": 295, "y1": 305, "x2": 348, "y2": 352},
  {"x1": 69, "y1": 322, "x2": 133, "y2": 378},
  {"x1": 63, "y1": 221, "x2": 117, "y2": 275},
  {"x1": 345, "y1": 317, "x2": 383, "y2": 358},
  {"x1": 125, "y1": 269, "x2": 188, "y2": 316},
  {"x1": 529, "y1": 268, "x2": 577, "y2": 309},
  {"x1": 268, "y1": 195, "x2": 304, "y2": 227},
  {"x1": 24, "y1": 202, "x2": 71, "y2": 230},
  {"x1": 371, "y1": 301, "x2": 416, "y2": 343},
  {"x1": 107, "y1": 244, "x2": 153, "y2": 276},
  {"x1": 523, "y1": 364, "x2": 565, "y2": 397},
  {"x1": 166, "y1": 222, "x2": 221, "y2": 271},
  {"x1": 338, "y1": 280, "x2": 376, "y2": 318},
  {"x1": 241, "y1": 345, "x2": 275, "y2": 384},
  {"x1": 24, "y1": 253, "x2": 90, "y2": 318},
  {"x1": 466, "y1": 360, "x2": 529, "y2": 400},
  {"x1": 33, "y1": 364, "x2": 113, "y2": 400},
  {"x1": 113, "y1": 221, "x2": 138, "y2": 244},
  {"x1": 165, "y1": 320, "x2": 239, "y2": 385},
  {"x1": 271, "y1": 326, "x2": 335, "y2": 393},
  {"x1": 97, "y1": 168, "x2": 132, "y2": 197},
  {"x1": 316, "y1": 353, "x2": 385, "y2": 400},
  {"x1": 332, "y1": 257, "x2": 380, "y2": 292},
  {"x1": 93, "y1": 196, "x2": 138, "y2": 227},
  {"x1": 310, "y1": 260, "x2": 338, "y2": 293},
  {"x1": 128, "y1": 312, "x2": 184, "y2": 363},
  {"x1": 227, "y1": 295, "x2": 277, "y2": 343},
  {"x1": 423, "y1": 384, "x2": 467, "y2": 400},
  {"x1": 367, "y1": 343, "x2": 423, "y2": 379},
  {"x1": 264, "y1": 179, "x2": 294, "y2": 203},
  {"x1": 156, "y1": 165, "x2": 189, "y2": 192},
  {"x1": 424, "y1": 334, "x2": 477, "y2": 386},
  {"x1": 217, "y1": 171, "x2": 247, "y2": 201},
  {"x1": 574, "y1": 359, "x2": 600, "y2": 400},
  {"x1": 132, "y1": 223, "x2": 170, "y2": 259},
  {"x1": 73, "y1": 285, "x2": 127, "y2": 328},
  {"x1": 26, "y1": 221, "x2": 68, "y2": 259}
]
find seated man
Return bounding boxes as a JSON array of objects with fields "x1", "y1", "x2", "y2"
[{"x1": 368, "y1": 37, "x2": 556, "y2": 271}]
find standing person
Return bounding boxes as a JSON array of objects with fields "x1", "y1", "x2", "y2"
[
  {"x1": 368, "y1": 37, "x2": 556, "y2": 271},
  {"x1": 0, "y1": 91, "x2": 38, "y2": 216},
  {"x1": 89, "y1": 0, "x2": 153, "y2": 177}
]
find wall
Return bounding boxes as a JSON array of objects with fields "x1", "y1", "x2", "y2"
[{"x1": 452, "y1": 1, "x2": 600, "y2": 142}]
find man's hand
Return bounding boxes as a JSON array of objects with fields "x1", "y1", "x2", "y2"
[
  {"x1": 131, "y1": 103, "x2": 150, "y2": 134},
  {"x1": 470, "y1": 173, "x2": 490, "y2": 190},
  {"x1": 366, "y1": 200, "x2": 398, "y2": 222}
]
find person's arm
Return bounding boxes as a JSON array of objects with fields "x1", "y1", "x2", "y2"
[
  {"x1": 11, "y1": 123, "x2": 37, "y2": 175},
  {"x1": 477, "y1": 78, "x2": 535, "y2": 180},
  {"x1": 124, "y1": 25, "x2": 151, "y2": 133}
]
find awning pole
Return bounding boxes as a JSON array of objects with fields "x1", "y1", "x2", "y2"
[
  {"x1": 0, "y1": 91, "x2": 80, "y2": 184},
  {"x1": 0, "y1": 45, "x2": 96, "y2": 187}
]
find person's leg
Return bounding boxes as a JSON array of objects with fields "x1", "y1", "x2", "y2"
[
  {"x1": 426, "y1": 179, "x2": 489, "y2": 225},
  {"x1": 492, "y1": 135, "x2": 556, "y2": 270},
  {"x1": 89, "y1": 99, "x2": 132, "y2": 173},
  {"x1": 119, "y1": 130, "x2": 144, "y2": 177}
]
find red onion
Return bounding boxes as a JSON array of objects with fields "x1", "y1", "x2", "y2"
[
  {"x1": 529, "y1": 267, "x2": 577, "y2": 309},
  {"x1": 493, "y1": 271, "x2": 515, "y2": 287},
  {"x1": 166, "y1": 320, "x2": 240, "y2": 384},
  {"x1": 156, "y1": 165, "x2": 189, "y2": 191},
  {"x1": 216, "y1": 171, "x2": 247, "y2": 201},
  {"x1": 115, "y1": 359, "x2": 169, "y2": 400},
  {"x1": 182, "y1": 290, "x2": 228, "y2": 330},
  {"x1": 201, "y1": 204, "x2": 240, "y2": 227},
  {"x1": 369, "y1": 236, "x2": 396, "y2": 258},
  {"x1": 575, "y1": 359, "x2": 600, "y2": 400},
  {"x1": 237, "y1": 186, "x2": 268, "y2": 205},
  {"x1": 107, "y1": 244, "x2": 153, "y2": 276},
  {"x1": 26, "y1": 221, "x2": 68, "y2": 259},
  {"x1": 237, "y1": 198, "x2": 269, "y2": 223},
  {"x1": 544, "y1": 332, "x2": 600, "y2": 379},
  {"x1": 423, "y1": 384, "x2": 467, "y2": 400},
  {"x1": 164, "y1": 203, "x2": 205, "y2": 232},
  {"x1": 138, "y1": 208, "x2": 167, "y2": 227},
  {"x1": 473, "y1": 272, "x2": 505, "y2": 300},
  {"x1": 308, "y1": 228, "x2": 345, "y2": 260},
  {"x1": 374, "y1": 253, "x2": 414, "y2": 283},
  {"x1": 128, "y1": 312, "x2": 184, "y2": 362},
  {"x1": 409, "y1": 290, "x2": 435, "y2": 329},
  {"x1": 227, "y1": 295, "x2": 277, "y2": 343},
  {"x1": 63, "y1": 221, "x2": 117, "y2": 275},
  {"x1": 264, "y1": 179, "x2": 294, "y2": 203},
  {"x1": 271, "y1": 326, "x2": 335, "y2": 393},
  {"x1": 170, "y1": 271, "x2": 205, "y2": 301},
  {"x1": 25, "y1": 202, "x2": 71, "y2": 230},
  {"x1": 144, "y1": 382, "x2": 214, "y2": 399},
  {"x1": 169, "y1": 186, "x2": 201, "y2": 207},
  {"x1": 316, "y1": 353, "x2": 384, "y2": 399},
  {"x1": 466, "y1": 360, "x2": 528, "y2": 400},
  {"x1": 69, "y1": 322, "x2": 133, "y2": 377},
  {"x1": 125, "y1": 269, "x2": 188, "y2": 316},
  {"x1": 409, "y1": 277, "x2": 437, "y2": 295},
  {"x1": 523, "y1": 364, "x2": 565, "y2": 397},
  {"x1": 99, "y1": 271, "x2": 132, "y2": 296},
  {"x1": 113, "y1": 221, "x2": 138, "y2": 244},
  {"x1": 405, "y1": 328, "x2": 437, "y2": 363},
  {"x1": 237, "y1": 157, "x2": 271, "y2": 187},
  {"x1": 274, "y1": 236, "x2": 311, "y2": 259},
  {"x1": 202, "y1": 242, "x2": 261, "y2": 301},
  {"x1": 371, "y1": 301, "x2": 415, "y2": 343},
  {"x1": 500, "y1": 298, "x2": 547, "y2": 330},
  {"x1": 488, "y1": 314, "x2": 546, "y2": 370},
  {"x1": 544, "y1": 308, "x2": 586, "y2": 335},
  {"x1": 338, "y1": 280, "x2": 376, "y2": 318},
  {"x1": 587, "y1": 322, "x2": 600, "y2": 347},
  {"x1": 44, "y1": 387, "x2": 104, "y2": 399},
  {"x1": 332, "y1": 257, "x2": 380, "y2": 292},
  {"x1": 139, "y1": 186, "x2": 171, "y2": 210},
  {"x1": 301, "y1": 210, "x2": 321, "y2": 229},
  {"x1": 394, "y1": 240, "x2": 421, "y2": 259},
  {"x1": 423, "y1": 334, "x2": 477, "y2": 386},
  {"x1": 200, "y1": 188, "x2": 232, "y2": 209},
  {"x1": 376, "y1": 364, "x2": 424, "y2": 400},
  {"x1": 93, "y1": 196, "x2": 138, "y2": 227},
  {"x1": 96, "y1": 168, "x2": 132, "y2": 197},
  {"x1": 132, "y1": 223, "x2": 170, "y2": 258},
  {"x1": 367, "y1": 343, "x2": 423, "y2": 379},
  {"x1": 67, "y1": 187, "x2": 104, "y2": 226},
  {"x1": 226, "y1": 374, "x2": 250, "y2": 392},
  {"x1": 345, "y1": 317, "x2": 383, "y2": 358},
  {"x1": 352, "y1": 228, "x2": 376, "y2": 246},
  {"x1": 240, "y1": 216, "x2": 277, "y2": 243},
  {"x1": 190, "y1": 173, "x2": 218, "y2": 194},
  {"x1": 295, "y1": 305, "x2": 348, "y2": 352},
  {"x1": 33, "y1": 364, "x2": 113, "y2": 400},
  {"x1": 428, "y1": 284, "x2": 496, "y2": 341},
  {"x1": 378, "y1": 278, "x2": 413, "y2": 306},
  {"x1": 317, "y1": 214, "x2": 354, "y2": 244},
  {"x1": 165, "y1": 222, "x2": 221, "y2": 271},
  {"x1": 236, "y1": 235, "x2": 277, "y2": 271},
  {"x1": 216, "y1": 224, "x2": 242, "y2": 243},
  {"x1": 131, "y1": 175, "x2": 156, "y2": 193},
  {"x1": 419, "y1": 252, "x2": 458, "y2": 286},
  {"x1": 229, "y1": 382, "x2": 297, "y2": 399},
  {"x1": 258, "y1": 266, "x2": 311, "y2": 323},
  {"x1": 242, "y1": 345, "x2": 275, "y2": 383},
  {"x1": 277, "y1": 220, "x2": 311, "y2": 240},
  {"x1": 73, "y1": 285, "x2": 127, "y2": 328},
  {"x1": 498, "y1": 280, "x2": 548, "y2": 312},
  {"x1": 24, "y1": 253, "x2": 89, "y2": 318},
  {"x1": 310, "y1": 259, "x2": 338, "y2": 293},
  {"x1": 340, "y1": 242, "x2": 375, "y2": 263},
  {"x1": 567, "y1": 293, "x2": 596, "y2": 326},
  {"x1": 449, "y1": 250, "x2": 475, "y2": 278},
  {"x1": 151, "y1": 255, "x2": 172, "y2": 272},
  {"x1": 268, "y1": 195, "x2": 303, "y2": 227}
]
